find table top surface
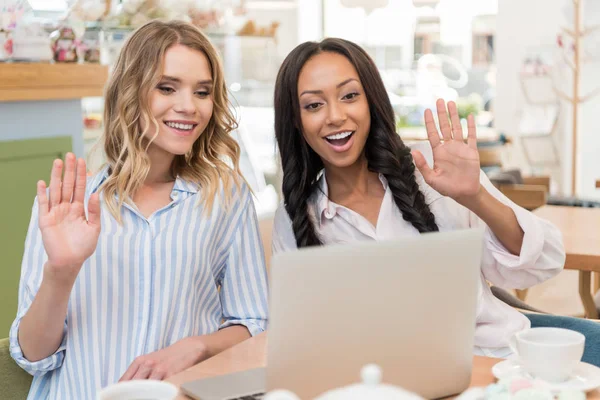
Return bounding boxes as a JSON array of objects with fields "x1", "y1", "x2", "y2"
[
  {"x1": 166, "y1": 333, "x2": 600, "y2": 399},
  {"x1": 533, "y1": 205, "x2": 600, "y2": 272}
]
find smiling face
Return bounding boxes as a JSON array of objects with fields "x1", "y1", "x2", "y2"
[
  {"x1": 145, "y1": 44, "x2": 214, "y2": 160},
  {"x1": 297, "y1": 51, "x2": 371, "y2": 170}
]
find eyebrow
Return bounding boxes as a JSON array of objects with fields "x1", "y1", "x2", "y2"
[
  {"x1": 161, "y1": 75, "x2": 213, "y2": 86},
  {"x1": 299, "y1": 78, "x2": 358, "y2": 97}
]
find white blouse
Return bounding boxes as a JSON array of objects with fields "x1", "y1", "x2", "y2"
[{"x1": 271, "y1": 142, "x2": 565, "y2": 353}]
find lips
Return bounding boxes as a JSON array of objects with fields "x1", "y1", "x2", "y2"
[
  {"x1": 324, "y1": 130, "x2": 355, "y2": 153},
  {"x1": 163, "y1": 120, "x2": 198, "y2": 136}
]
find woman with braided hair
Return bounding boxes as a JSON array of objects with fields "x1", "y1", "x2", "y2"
[{"x1": 271, "y1": 38, "x2": 569, "y2": 359}]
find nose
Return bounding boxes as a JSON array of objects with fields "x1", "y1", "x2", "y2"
[
  {"x1": 173, "y1": 90, "x2": 196, "y2": 115},
  {"x1": 325, "y1": 102, "x2": 346, "y2": 126}
]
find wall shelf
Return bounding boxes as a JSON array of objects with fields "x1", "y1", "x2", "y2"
[{"x1": 0, "y1": 63, "x2": 108, "y2": 102}]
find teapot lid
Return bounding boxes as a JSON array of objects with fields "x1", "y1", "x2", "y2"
[{"x1": 314, "y1": 364, "x2": 424, "y2": 400}]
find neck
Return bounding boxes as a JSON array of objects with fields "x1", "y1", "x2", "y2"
[
  {"x1": 324, "y1": 154, "x2": 379, "y2": 200},
  {"x1": 145, "y1": 144, "x2": 176, "y2": 185}
]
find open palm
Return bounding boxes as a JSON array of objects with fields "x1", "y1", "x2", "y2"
[
  {"x1": 411, "y1": 99, "x2": 481, "y2": 202},
  {"x1": 38, "y1": 154, "x2": 101, "y2": 281}
]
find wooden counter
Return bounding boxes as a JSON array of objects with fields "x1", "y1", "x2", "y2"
[{"x1": 0, "y1": 63, "x2": 108, "y2": 102}]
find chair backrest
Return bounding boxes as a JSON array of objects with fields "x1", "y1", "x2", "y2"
[{"x1": 0, "y1": 338, "x2": 32, "y2": 400}]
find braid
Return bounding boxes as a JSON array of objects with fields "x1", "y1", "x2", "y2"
[
  {"x1": 281, "y1": 150, "x2": 323, "y2": 248},
  {"x1": 366, "y1": 131, "x2": 439, "y2": 233}
]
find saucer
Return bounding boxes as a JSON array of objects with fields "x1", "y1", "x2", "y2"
[{"x1": 492, "y1": 358, "x2": 600, "y2": 393}]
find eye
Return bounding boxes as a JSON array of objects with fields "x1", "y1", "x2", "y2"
[
  {"x1": 343, "y1": 92, "x2": 359, "y2": 100},
  {"x1": 304, "y1": 102, "x2": 322, "y2": 111},
  {"x1": 195, "y1": 90, "x2": 210, "y2": 98},
  {"x1": 157, "y1": 86, "x2": 175, "y2": 94}
]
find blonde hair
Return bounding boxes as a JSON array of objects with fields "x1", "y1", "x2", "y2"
[{"x1": 100, "y1": 20, "x2": 242, "y2": 222}]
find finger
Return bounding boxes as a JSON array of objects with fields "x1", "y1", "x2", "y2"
[
  {"x1": 87, "y1": 193, "x2": 101, "y2": 227},
  {"x1": 148, "y1": 367, "x2": 167, "y2": 381},
  {"x1": 73, "y1": 158, "x2": 87, "y2": 204},
  {"x1": 412, "y1": 150, "x2": 434, "y2": 183},
  {"x1": 119, "y1": 362, "x2": 140, "y2": 382},
  {"x1": 61, "y1": 153, "x2": 76, "y2": 203},
  {"x1": 447, "y1": 101, "x2": 464, "y2": 142},
  {"x1": 467, "y1": 114, "x2": 478, "y2": 149},
  {"x1": 131, "y1": 364, "x2": 153, "y2": 380},
  {"x1": 436, "y1": 98, "x2": 453, "y2": 141},
  {"x1": 37, "y1": 180, "x2": 49, "y2": 219},
  {"x1": 49, "y1": 159, "x2": 63, "y2": 208},
  {"x1": 424, "y1": 109, "x2": 442, "y2": 149}
]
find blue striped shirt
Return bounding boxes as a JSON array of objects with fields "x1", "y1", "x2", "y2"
[{"x1": 10, "y1": 167, "x2": 269, "y2": 400}]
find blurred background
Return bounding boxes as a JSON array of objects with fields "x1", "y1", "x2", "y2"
[{"x1": 2, "y1": 0, "x2": 600, "y2": 333}]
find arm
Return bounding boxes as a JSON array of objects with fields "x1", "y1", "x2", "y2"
[
  {"x1": 186, "y1": 325, "x2": 251, "y2": 360},
  {"x1": 468, "y1": 171, "x2": 565, "y2": 289},
  {"x1": 17, "y1": 269, "x2": 75, "y2": 362},
  {"x1": 218, "y1": 184, "x2": 269, "y2": 336},
  {"x1": 9, "y1": 200, "x2": 70, "y2": 374},
  {"x1": 458, "y1": 185, "x2": 524, "y2": 256},
  {"x1": 119, "y1": 325, "x2": 251, "y2": 382},
  {"x1": 412, "y1": 99, "x2": 565, "y2": 289},
  {"x1": 11, "y1": 155, "x2": 101, "y2": 372}
]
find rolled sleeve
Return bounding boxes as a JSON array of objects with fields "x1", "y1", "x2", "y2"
[
  {"x1": 219, "y1": 318, "x2": 265, "y2": 337},
  {"x1": 219, "y1": 186, "x2": 269, "y2": 336},
  {"x1": 475, "y1": 172, "x2": 565, "y2": 289},
  {"x1": 9, "y1": 198, "x2": 68, "y2": 375},
  {"x1": 9, "y1": 311, "x2": 67, "y2": 376}
]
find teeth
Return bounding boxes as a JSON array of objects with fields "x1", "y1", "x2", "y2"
[
  {"x1": 326, "y1": 131, "x2": 353, "y2": 140},
  {"x1": 166, "y1": 122, "x2": 194, "y2": 130}
]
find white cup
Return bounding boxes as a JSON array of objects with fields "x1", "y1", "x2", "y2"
[
  {"x1": 96, "y1": 380, "x2": 178, "y2": 400},
  {"x1": 509, "y1": 327, "x2": 585, "y2": 383}
]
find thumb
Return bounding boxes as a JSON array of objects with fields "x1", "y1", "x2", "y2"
[
  {"x1": 87, "y1": 193, "x2": 101, "y2": 227},
  {"x1": 411, "y1": 150, "x2": 434, "y2": 182}
]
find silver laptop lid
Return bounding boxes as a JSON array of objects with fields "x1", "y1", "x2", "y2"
[{"x1": 267, "y1": 228, "x2": 483, "y2": 399}]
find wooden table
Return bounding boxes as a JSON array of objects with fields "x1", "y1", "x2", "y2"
[
  {"x1": 533, "y1": 205, "x2": 600, "y2": 319},
  {"x1": 167, "y1": 333, "x2": 600, "y2": 399}
]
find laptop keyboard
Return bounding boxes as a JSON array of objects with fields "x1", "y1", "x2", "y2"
[{"x1": 226, "y1": 393, "x2": 265, "y2": 400}]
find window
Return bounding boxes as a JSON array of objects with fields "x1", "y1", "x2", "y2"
[{"x1": 27, "y1": 0, "x2": 68, "y2": 11}]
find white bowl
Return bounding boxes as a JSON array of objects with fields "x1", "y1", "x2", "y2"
[{"x1": 97, "y1": 380, "x2": 178, "y2": 400}]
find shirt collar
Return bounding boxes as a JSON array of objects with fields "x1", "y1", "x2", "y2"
[
  {"x1": 315, "y1": 172, "x2": 335, "y2": 226},
  {"x1": 314, "y1": 171, "x2": 389, "y2": 227},
  {"x1": 90, "y1": 165, "x2": 199, "y2": 196}
]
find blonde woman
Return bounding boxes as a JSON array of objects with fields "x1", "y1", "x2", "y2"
[{"x1": 10, "y1": 20, "x2": 268, "y2": 399}]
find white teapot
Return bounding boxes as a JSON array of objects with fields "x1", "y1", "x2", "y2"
[{"x1": 264, "y1": 364, "x2": 424, "y2": 400}]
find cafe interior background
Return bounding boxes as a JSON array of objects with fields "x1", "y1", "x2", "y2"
[{"x1": 1, "y1": 0, "x2": 600, "y2": 336}]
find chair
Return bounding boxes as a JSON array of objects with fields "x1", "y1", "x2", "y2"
[
  {"x1": 0, "y1": 338, "x2": 32, "y2": 400},
  {"x1": 490, "y1": 286, "x2": 549, "y2": 314},
  {"x1": 488, "y1": 169, "x2": 549, "y2": 211}
]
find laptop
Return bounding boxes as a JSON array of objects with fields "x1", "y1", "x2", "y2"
[{"x1": 181, "y1": 228, "x2": 483, "y2": 400}]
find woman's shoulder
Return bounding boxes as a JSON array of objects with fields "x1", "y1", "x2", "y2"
[
  {"x1": 203, "y1": 173, "x2": 254, "y2": 217},
  {"x1": 86, "y1": 165, "x2": 111, "y2": 195},
  {"x1": 274, "y1": 202, "x2": 291, "y2": 227}
]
